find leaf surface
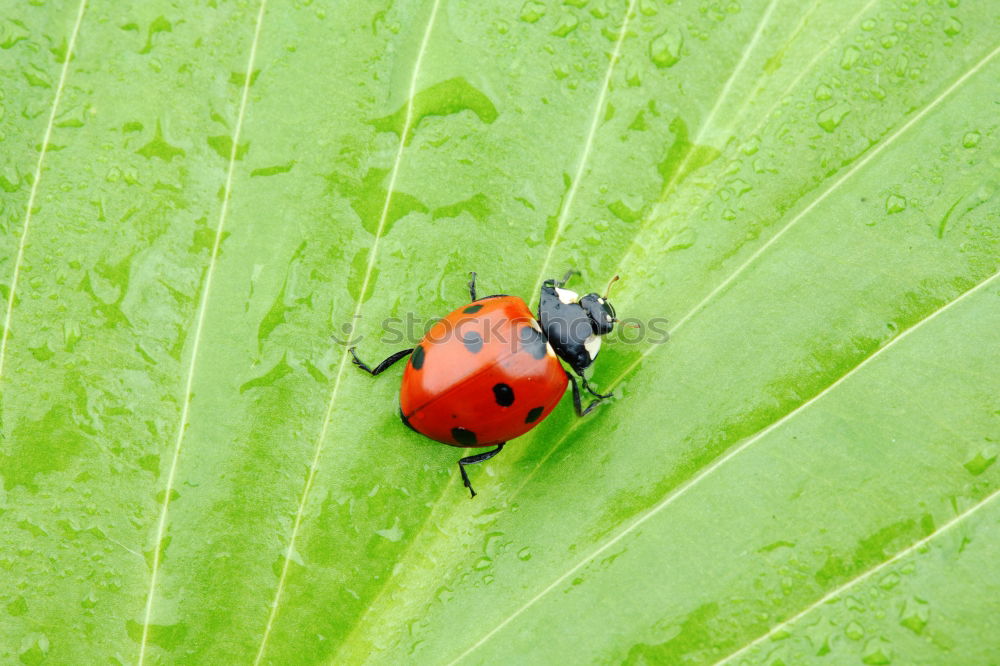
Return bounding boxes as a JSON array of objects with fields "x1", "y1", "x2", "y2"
[{"x1": 1, "y1": 1, "x2": 998, "y2": 664}]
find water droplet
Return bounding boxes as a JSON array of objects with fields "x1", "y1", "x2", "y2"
[
  {"x1": 962, "y1": 131, "x2": 981, "y2": 148},
  {"x1": 845, "y1": 620, "x2": 865, "y2": 640},
  {"x1": 6, "y1": 596, "x2": 27, "y2": 616},
  {"x1": 878, "y1": 572, "x2": 900, "y2": 589},
  {"x1": 81, "y1": 590, "x2": 98, "y2": 609},
  {"x1": 28, "y1": 342, "x2": 54, "y2": 362},
  {"x1": 899, "y1": 598, "x2": 929, "y2": 634},
  {"x1": 861, "y1": 640, "x2": 892, "y2": 664},
  {"x1": 650, "y1": 27, "x2": 683, "y2": 68},
  {"x1": 817, "y1": 102, "x2": 851, "y2": 132},
  {"x1": 494, "y1": 19, "x2": 510, "y2": 34},
  {"x1": 730, "y1": 178, "x2": 751, "y2": 196},
  {"x1": 885, "y1": 194, "x2": 907, "y2": 214},
  {"x1": 861, "y1": 18, "x2": 877, "y2": 31},
  {"x1": 517, "y1": 547, "x2": 532, "y2": 561},
  {"x1": 520, "y1": 1, "x2": 546, "y2": 23},
  {"x1": 374, "y1": 517, "x2": 403, "y2": 542},
  {"x1": 23, "y1": 64, "x2": 53, "y2": 89},
  {"x1": 0, "y1": 18, "x2": 31, "y2": 49},
  {"x1": 551, "y1": 14, "x2": 579, "y2": 37},
  {"x1": 963, "y1": 446, "x2": 997, "y2": 475},
  {"x1": 943, "y1": 16, "x2": 962, "y2": 36},
  {"x1": 814, "y1": 84, "x2": 833, "y2": 101},
  {"x1": 18, "y1": 633, "x2": 50, "y2": 665},
  {"x1": 840, "y1": 45, "x2": 861, "y2": 70}
]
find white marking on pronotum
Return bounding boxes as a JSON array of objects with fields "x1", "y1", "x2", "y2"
[
  {"x1": 555, "y1": 287, "x2": 579, "y2": 304},
  {"x1": 583, "y1": 334, "x2": 601, "y2": 360}
]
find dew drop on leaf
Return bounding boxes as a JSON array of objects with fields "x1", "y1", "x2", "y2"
[
  {"x1": 885, "y1": 194, "x2": 907, "y2": 214},
  {"x1": 962, "y1": 131, "x2": 981, "y2": 148},
  {"x1": 817, "y1": 102, "x2": 851, "y2": 132},
  {"x1": 840, "y1": 45, "x2": 861, "y2": 70},
  {"x1": 520, "y1": 1, "x2": 546, "y2": 23},
  {"x1": 650, "y1": 27, "x2": 683, "y2": 68}
]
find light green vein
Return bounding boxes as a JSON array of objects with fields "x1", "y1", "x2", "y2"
[
  {"x1": 0, "y1": 0, "x2": 88, "y2": 384},
  {"x1": 529, "y1": 0, "x2": 637, "y2": 303},
  {"x1": 138, "y1": 1, "x2": 268, "y2": 662},
  {"x1": 252, "y1": 1, "x2": 444, "y2": 662},
  {"x1": 446, "y1": 263, "x2": 1000, "y2": 666},
  {"x1": 716, "y1": 483, "x2": 1000, "y2": 664}
]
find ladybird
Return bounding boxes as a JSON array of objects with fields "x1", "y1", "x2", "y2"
[{"x1": 350, "y1": 270, "x2": 620, "y2": 497}]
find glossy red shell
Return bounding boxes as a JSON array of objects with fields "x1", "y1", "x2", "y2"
[{"x1": 400, "y1": 296, "x2": 568, "y2": 447}]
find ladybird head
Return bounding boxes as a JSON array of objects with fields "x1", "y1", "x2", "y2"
[
  {"x1": 537, "y1": 274, "x2": 621, "y2": 375},
  {"x1": 579, "y1": 292, "x2": 616, "y2": 335}
]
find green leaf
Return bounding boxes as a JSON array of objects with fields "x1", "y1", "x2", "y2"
[{"x1": 1, "y1": 0, "x2": 998, "y2": 664}]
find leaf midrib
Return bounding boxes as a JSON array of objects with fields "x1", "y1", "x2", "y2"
[
  {"x1": 138, "y1": 1, "x2": 270, "y2": 663},
  {"x1": 254, "y1": 1, "x2": 446, "y2": 661}
]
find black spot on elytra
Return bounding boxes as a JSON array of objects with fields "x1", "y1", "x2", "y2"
[
  {"x1": 493, "y1": 383, "x2": 514, "y2": 406},
  {"x1": 411, "y1": 345, "x2": 425, "y2": 370},
  {"x1": 518, "y1": 325, "x2": 547, "y2": 360},
  {"x1": 452, "y1": 427, "x2": 477, "y2": 446},
  {"x1": 525, "y1": 406, "x2": 544, "y2": 423},
  {"x1": 462, "y1": 331, "x2": 484, "y2": 354},
  {"x1": 400, "y1": 409, "x2": 420, "y2": 433},
  {"x1": 463, "y1": 304, "x2": 484, "y2": 314}
]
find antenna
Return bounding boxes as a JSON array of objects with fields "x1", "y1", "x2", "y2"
[{"x1": 603, "y1": 274, "x2": 620, "y2": 299}]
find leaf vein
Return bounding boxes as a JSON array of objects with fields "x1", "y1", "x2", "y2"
[
  {"x1": 252, "y1": 1, "x2": 444, "y2": 661},
  {"x1": 0, "y1": 0, "x2": 88, "y2": 384},
  {"x1": 445, "y1": 264, "x2": 1000, "y2": 665},
  {"x1": 714, "y1": 484, "x2": 1000, "y2": 664},
  {"x1": 529, "y1": 0, "x2": 637, "y2": 301},
  {"x1": 137, "y1": 1, "x2": 268, "y2": 662}
]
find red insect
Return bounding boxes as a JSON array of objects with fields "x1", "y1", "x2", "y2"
[{"x1": 351, "y1": 271, "x2": 619, "y2": 497}]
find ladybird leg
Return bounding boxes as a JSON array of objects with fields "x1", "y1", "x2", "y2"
[
  {"x1": 468, "y1": 271, "x2": 478, "y2": 301},
  {"x1": 580, "y1": 375, "x2": 613, "y2": 400},
  {"x1": 556, "y1": 268, "x2": 579, "y2": 287},
  {"x1": 349, "y1": 347, "x2": 413, "y2": 376},
  {"x1": 458, "y1": 443, "x2": 505, "y2": 499},
  {"x1": 567, "y1": 372, "x2": 606, "y2": 417}
]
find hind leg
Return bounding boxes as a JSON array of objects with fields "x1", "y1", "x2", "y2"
[{"x1": 458, "y1": 444, "x2": 505, "y2": 498}]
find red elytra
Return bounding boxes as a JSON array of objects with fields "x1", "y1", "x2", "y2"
[
  {"x1": 350, "y1": 271, "x2": 619, "y2": 497},
  {"x1": 400, "y1": 296, "x2": 567, "y2": 447}
]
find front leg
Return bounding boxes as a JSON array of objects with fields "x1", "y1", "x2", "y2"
[
  {"x1": 566, "y1": 372, "x2": 610, "y2": 417},
  {"x1": 580, "y1": 375, "x2": 613, "y2": 400},
  {"x1": 350, "y1": 347, "x2": 414, "y2": 376}
]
